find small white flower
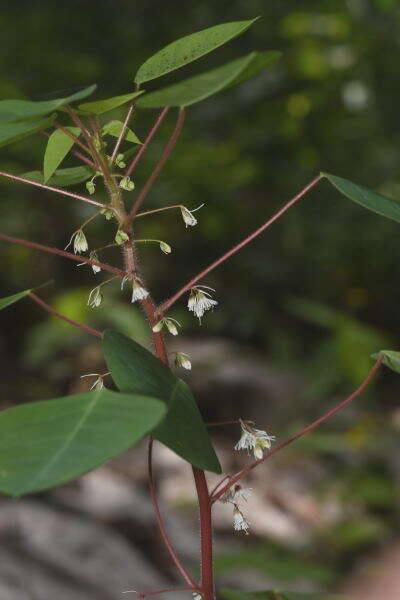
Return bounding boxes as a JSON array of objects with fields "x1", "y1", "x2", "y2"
[
  {"x1": 193, "y1": 594, "x2": 203, "y2": 600},
  {"x1": 131, "y1": 277, "x2": 149, "y2": 303},
  {"x1": 233, "y1": 506, "x2": 250, "y2": 533},
  {"x1": 187, "y1": 286, "x2": 218, "y2": 322},
  {"x1": 180, "y1": 203, "x2": 204, "y2": 228},
  {"x1": 235, "y1": 419, "x2": 275, "y2": 460},
  {"x1": 89, "y1": 251, "x2": 101, "y2": 274},
  {"x1": 159, "y1": 241, "x2": 172, "y2": 254},
  {"x1": 221, "y1": 485, "x2": 252, "y2": 505},
  {"x1": 174, "y1": 352, "x2": 192, "y2": 370},
  {"x1": 65, "y1": 229, "x2": 88, "y2": 254},
  {"x1": 152, "y1": 317, "x2": 181, "y2": 336},
  {"x1": 87, "y1": 286, "x2": 103, "y2": 308},
  {"x1": 115, "y1": 229, "x2": 130, "y2": 245},
  {"x1": 80, "y1": 373, "x2": 104, "y2": 391}
]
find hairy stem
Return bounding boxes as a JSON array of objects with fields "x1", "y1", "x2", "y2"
[
  {"x1": 158, "y1": 175, "x2": 323, "y2": 314},
  {"x1": 0, "y1": 170, "x2": 103, "y2": 208},
  {"x1": 128, "y1": 108, "x2": 185, "y2": 221},
  {"x1": 212, "y1": 356, "x2": 384, "y2": 503},
  {"x1": 125, "y1": 107, "x2": 170, "y2": 177},
  {"x1": 28, "y1": 292, "x2": 102, "y2": 338}
]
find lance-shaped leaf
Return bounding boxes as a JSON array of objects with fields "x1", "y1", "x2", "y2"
[
  {"x1": 0, "y1": 289, "x2": 31, "y2": 310},
  {"x1": 138, "y1": 51, "x2": 281, "y2": 109},
  {"x1": 102, "y1": 120, "x2": 142, "y2": 144},
  {"x1": 0, "y1": 85, "x2": 96, "y2": 123},
  {"x1": 43, "y1": 126, "x2": 81, "y2": 183},
  {"x1": 371, "y1": 349, "x2": 400, "y2": 374},
  {"x1": 103, "y1": 330, "x2": 221, "y2": 473},
  {"x1": 0, "y1": 389, "x2": 166, "y2": 496},
  {"x1": 0, "y1": 113, "x2": 56, "y2": 148},
  {"x1": 135, "y1": 17, "x2": 259, "y2": 84},
  {"x1": 78, "y1": 90, "x2": 144, "y2": 115},
  {"x1": 322, "y1": 172, "x2": 400, "y2": 224},
  {"x1": 21, "y1": 166, "x2": 95, "y2": 187},
  {"x1": 221, "y1": 589, "x2": 346, "y2": 600}
]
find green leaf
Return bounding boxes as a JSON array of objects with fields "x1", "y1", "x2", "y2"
[
  {"x1": 0, "y1": 389, "x2": 166, "y2": 496},
  {"x1": 78, "y1": 90, "x2": 144, "y2": 115},
  {"x1": 102, "y1": 330, "x2": 221, "y2": 473},
  {"x1": 102, "y1": 120, "x2": 142, "y2": 144},
  {"x1": 135, "y1": 18, "x2": 259, "y2": 84},
  {"x1": 138, "y1": 51, "x2": 280, "y2": 109},
  {"x1": 371, "y1": 349, "x2": 400, "y2": 373},
  {"x1": 322, "y1": 172, "x2": 400, "y2": 224},
  {"x1": 21, "y1": 166, "x2": 95, "y2": 187},
  {"x1": 220, "y1": 589, "x2": 346, "y2": 600},
  {"x1": 0, "y1": 85, "x2": 96, "y2": 123},
  {"x1": 0, "y1": 113, "x2": 56, "y2": 148},
  {"x1": 43, "y1": 127, "x2": 81, "y2": 183},
  {"x1": 0, "y1": 289, "x2": 31, "y2": 310}
]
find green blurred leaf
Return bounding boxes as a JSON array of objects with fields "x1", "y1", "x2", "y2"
[
  {"x1": 22, "y1": 166, "x2": 94, "y2": 187},
  {"x1": 323, "y1": 172, "x2": 400, "y2": 224},
  {"x1": 103, "y1": 330, "x2": 221, "y2": 473},
  {"x1": 135, "y1": 18, "x2": 259, "y2": 84},
  {"x1": 371, "y1": 349, "x2": 400, "y2": 373},
  {"x1": 78, "y1": 90, "x2": 143, "y2": 115},
  {"x1": 102, "y1": 120, "x2": 141, "y2": 144},
  {"x1": 0, "y1": 389, "x2": 166, "y2": 496},
  {"x1": 0, "y1": 113, "x2": 56, "y2": 148},
  {"x1": 138, "y1": 51, "x2": 280, "y2": 108},
  {"x1": 0, "y1": 289, "x2": 31, "y2": 310},
  {"x1": 43, "y1": 127, "x2": 81, "y2": 183},
  {"x1": 220, "y1": 589, "x2": 345, "y2": 600},
  {"x1": 0, "y1": 85, "x2": 96, "y2": 122}
]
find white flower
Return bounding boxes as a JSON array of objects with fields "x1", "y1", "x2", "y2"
[
  {"x1": 159, "y1": 241, "x2": 171, "y2": 254},
  {"x1": 188, "y1": 286, "x2": 218, "y2": 322},
  {"x1": 174, "y1": 352, "x2": 192, "y2": 370},
  {"x1": 115, "y1": 229, "x2": 130, "y2": 245},
  {"x1": 235, "y1": 419, "x2": 275, "y2": 460},
  {"x1": 221, "y1": 485, "x2": 252, "y2": 505},
  {"x1": 65, "y1": 229, "x2": 88, "y2": 254},
  {"x1": 233, "y1": 506, "x2": 250, "y2": 533},
  {"x1": 89, "y1": 251, "x2": 101, "y2": 274},
  {"x1": 152, "y1": 317, "x2": 181, "y2": 336},
  {"x1": 80, "y1": 373, "x2": 104, "y2": 391},
  {"x1": 180, "y1": 203, "x2": 204, "y2": 228},
  {"x1": 193, "y1": 594, "x2": 203, "y2": 600},
  {"x1": 87, "y1": 286, "x2": 103, "y2": 308},
  {"x1": 131, "y1": 277, "x2": 149, "y2": 303}
]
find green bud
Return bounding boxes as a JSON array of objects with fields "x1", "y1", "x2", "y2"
[
  {"x1": 115, "y1": 229, "x2": 130, "y2": 245},
  {"x1": 119, "y1": 176, "x2": 135, "y2": 191},
  {"x1": 93, "y1": 135, "x2": 104, "y2": 152},
  {"x1": 86, "y1": 180, "x2": 96, "y2": 195},
  {"x1": 101, "y1": 208, "x2": 114, "y2": 220},
  {"x1": 116, "y1": 153, "x2": 126, "y2": 168}
]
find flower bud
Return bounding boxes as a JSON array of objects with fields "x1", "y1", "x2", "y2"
[
  {"x1": 101, "y1": 208, "x2": 114, "y2": 220},
  {"x1": 116, "y1": 153, "x2": 126, "y2": 168},
  {"x1": 86, "y1": 180, "x2": 96, "y2": 195},
  {"x1": 159, "y1": 241, "x2": 172, "y2": 254},
  {"x1": 115, "y1": 230, "x2": 130, "y2": 245},
  {"x1": 119, "y1": 176, "x2": 135, "y2": 191},
  {"x1": 174, "y1": 352, "x2": 192, "y2": 370}
]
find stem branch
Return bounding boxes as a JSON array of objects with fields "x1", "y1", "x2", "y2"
[{"x1": 125, "y1": 107, "x2": 170, "y2": 177}]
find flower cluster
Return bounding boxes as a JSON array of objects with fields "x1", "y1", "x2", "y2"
[{"x1": 235, "y1": 419, "x2": 275, "y2": 460}]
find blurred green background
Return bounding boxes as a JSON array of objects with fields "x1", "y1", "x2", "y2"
[{"x1": 1, "y1": 0, "x2": 400, "y2": 596}]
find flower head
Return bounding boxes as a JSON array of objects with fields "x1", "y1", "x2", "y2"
[
  {"x1": 152, "y1": 317, "x2": 181, "y2": 336},
  {"x1": 188, "y1": 286, "x2": 218, "y2": 322},
  {"x1": 180, "y1": 203, "x2": 204, "y2": 228},
  {"x1": 233, "y1": 506, "x2": 250, "y2": 533},
  {"x1": 87, "y1": 286, "x2": 103, "y2": 308},
  {"x1": 174, "y1": 352, "x2": 192, "y2": 370},
  {"x1": 235, "y1": 419, "x2": 275, "y2": 460},
  {"x1": 131, "y1": 277, "x2": 149, "y2": 303},
  {"x1": 65, "y1": 229, "x2": 88, "y2": 254},
  {"x1": 80, "y1": 373, "x2": 104, "y2": 391}
]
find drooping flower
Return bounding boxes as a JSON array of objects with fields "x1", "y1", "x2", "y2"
[
  {"x1": 87, "y1": 286, "x2": 103, "y2": 308},
  {"x1": 235, "y1": 419, "x2": 275, "y2": 460},
  {"x1": 159, "y1": 241, "x2": 172, "y2": 254},
  {"x1": 187, "y1": 286, "x2": 218, "y2": 322},
  {"x1": 89, "y1": 251, "x2": 101, "y2": 274},
  {"x1": 220, "y1": 484, "x2": 252, "y2": 505},
  {"x1": 131, "y1": 277, "x2": 149, "y2": 303},
  {"x1": 80, "y1": 373, "x2": 104, "y2": 391},
  {"x1": 233, "y1": 506, "x2": 250, "y2": 533},
  {"x1": 152, "y1": 317, "x2": 181, "y2": 336},
  {"x1": 180, "y1": 203, "x2": 204, "y2": 228},
  {"x1": 65, "y1": 229, "x2": 88, "y2": 254},
  {"x1": 174, "y1": 352, "x2": 192, "y2": 370}
]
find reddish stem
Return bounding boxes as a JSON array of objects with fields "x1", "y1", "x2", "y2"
[
  {"x1": 29, "y1": 292, "x2": 102, "y2": 338},
  {"x1": 125, "y1": 107, "x2": 170, "y2": 177},
  {"x1": 0, "y1": 232, "x2": 126, "y2": 278},
  {"x1": 212, "y1": 356, "x2": 384, "y2": 503},
  {"x1": 132, "y1": 586, "x2": 199, "y2": 599},
  {"x1": 0, "y1": 170, "x2": 103, "y2": 208},
  {"x1": 193, "y1": 467, "x2": 214, "y2": 600},
  {"x1": 54, "y1": 122, "x2": 93, "y2": 156},
  {"x1": 158, "y1": 175, "x2": 323, "y2": 314},
  {"x1": 128, "y1": 108, "x2": 185, "y2": 220}
]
